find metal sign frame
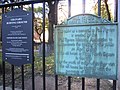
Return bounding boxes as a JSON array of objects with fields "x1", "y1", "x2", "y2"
[
  {"x1": 54, "y1": 14, "x2": 118, "y2": 80},
  {"x1": 2, "y1": 8, "x2": 33, "y2": 66}
]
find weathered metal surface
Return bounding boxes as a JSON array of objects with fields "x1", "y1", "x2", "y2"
[
  {"x1": 118, "y1": 0, "x2": 120, "y2": 89},
  {"x1": 63, "y1": 14, "x2": 111, "y2": 25},
  {"x1": 54, "y1": 14, "x2": 118, "y2": 80}
]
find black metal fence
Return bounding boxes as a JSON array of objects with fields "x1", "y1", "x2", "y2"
[{"x1": 0, "y1": 0, "x2": 118, "y2": 90}]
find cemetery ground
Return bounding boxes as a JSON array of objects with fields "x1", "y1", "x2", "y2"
[{"x1": 0, "y1": 51, "x2": 115, "y2": 90}]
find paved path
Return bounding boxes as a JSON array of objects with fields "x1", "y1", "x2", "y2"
[
  {"x1": 0, "y1": 76, "x2": 118, "y2": 90},
  {"x1": 24, "y1": 76, "x2": 114, "y2": 90},
  {"x1": 0, "y1": 86, "x2": 21, "y2": 90}
]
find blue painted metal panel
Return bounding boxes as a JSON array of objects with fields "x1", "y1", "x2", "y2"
[
  {"x1": 54, "y1": 14, "x2": 118, "y2": 80},
  {"x1": 2, "y1": 8, "x2": 33, "y2": 66}
]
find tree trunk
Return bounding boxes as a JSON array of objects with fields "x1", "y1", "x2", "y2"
[
  {"x1": 104, "y1": 0, "x2": 111, "y2": 21},
  {"x1": 48, "y1": 1, "x2": 58, "y2": 45}
]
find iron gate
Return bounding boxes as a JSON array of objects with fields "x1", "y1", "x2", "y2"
[{"x1": 0, "y1": 0, "x2": 118, "y2": 90}]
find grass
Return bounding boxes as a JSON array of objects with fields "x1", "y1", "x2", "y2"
[
  {"x1": 0, "y1": 50, "x2": 114, "y2": 90},
  {"x1": 34, "y1": 52, "x2": 55, "y2": 74},
  {"x1": 0, "y1": 51, "x2": 55, "y2": 87},
  {"x1": 0, "y1": 51, "x2": 55, "y2": 77}
]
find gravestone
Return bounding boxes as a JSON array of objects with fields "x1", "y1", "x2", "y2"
[
  {"x1": 38, "y1": 43, "x2": 52, "y2": 57},
  {"x1": 54, "y1": 14, "x2": 118, "y2": 80}
]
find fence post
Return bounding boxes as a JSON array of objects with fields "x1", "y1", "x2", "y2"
[{"x1": 118, "y1": 0, "x2": 120, "y2": 89}]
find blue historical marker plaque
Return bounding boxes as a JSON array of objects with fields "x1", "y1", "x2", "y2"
[
  {"x1": 2, "y1": 8, "x2": 33, "y2": 66},
  {"x1": 54, "y1": 14, "x2": 118, "y2": 80}
]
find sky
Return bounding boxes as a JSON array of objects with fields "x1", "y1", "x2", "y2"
[
  {"x1": 33, "y1": 0, "x2": 115, "y2": 41},
  {"x1": 71, "y1": 0, "x2": 114, "y2": 15},
  {"x1": 33, "y1": 0, "x2": 115, "y2": 23},
  {"x1": 58, "y1": 0, "x2": 115, "y2": 23}
]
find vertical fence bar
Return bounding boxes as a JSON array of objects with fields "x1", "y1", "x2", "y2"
[
  {"x1": 118, "y1": 0, "x2": 120, "y2": 89},
  {"x1": 55, "y1": 0, "x2": 58, "y2": 90},
  {"x1": 43, "y1": 1, "x2": 46, "y2": 90},
  {"x1": 11, "y1": 5, "x2": 15, "y2": 90},
  {"x1": 21, "y1": 4, "x2": 24, "y2": 90},
  {"x1": 98, "y1": 0, "x2": 101, "y2": 16},
  {"x1": 113, "y1": 80, "x2": 116, "y2": 90},
  {"x1": 113, "y1": 0, "x2": 117, "y2": 90},
  {"x1": 82, "y1": 78, "x2": 85, "y2": 90},
  {"x1": 82, "y1": 0, "x2": 85, "y2": 13},
  {"x1": 114, "y1": 0, "x2": 118, "y2": 22},
  {"x1": 21, "y1": 65, "x2": 24, "y2": 90},
  {"x1": 55, "y1": 0, "x2": 58, "y2": 25},
  {"x1": 97, "y1": 79, "x2": 100, "y2": 90},
  {"x1": 11, "y1": 65, "x2": 15, "y2": 90},
  {"x1": 68, "y1": 76, "x2": 71, "y2": 90},
  {"x1": 55, "y1": 75, "x2": 58, "y2": 90},
  {"x1": 68, "y1": 0, "x2": 71, "y2": 90},
  {"x1": 2, "y1": 61, "x2": 5, "y2": 90},
  {"x1": 82, "y1": 0, "x2": 85, "y2": 89},
  {"x1": 82, "y1": 1, "x2": 86, "y2": 89},
  {"x1": 32, "y1": 58, "x2": 35, "y2": 90},
  {"x1": 68, "y1": 0, "x2": 71, "y2": 17},
  {"x1": 2, "y1": 7, "x2": 5, "y2": 90},
  {"x1": 31, "y1": 3, "x2": 35, "y2": 90},
  {"x1": 97, "y1": 0, "x2": 101, "y2": 90}
]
